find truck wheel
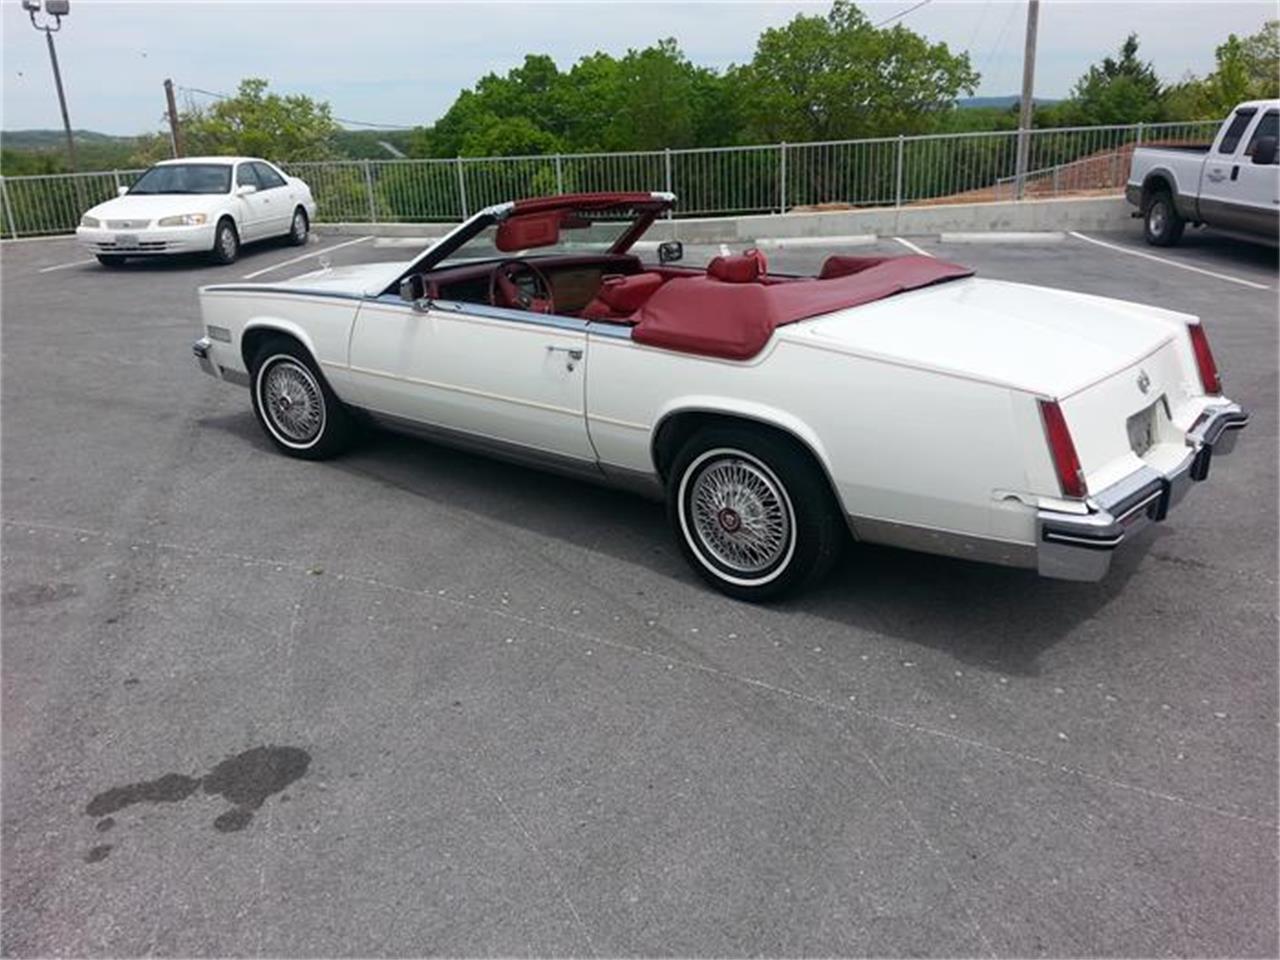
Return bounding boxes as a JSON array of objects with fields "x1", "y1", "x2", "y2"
[
  {"x1": 667, "y1": 426, "x2": 844, "y2": 601},
  {"x1": 250, "y1": 337, "x2": 354, "y2": 460},
  {"x1": 1144, "y1": 190, "x2": 1185, "y2": 247}
]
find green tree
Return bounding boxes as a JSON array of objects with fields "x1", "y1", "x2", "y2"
[
  {"x1": 1062, "y1": 34, "x2": 1165, "y2": 124},
  {"x1": 157, "y1": 79, "x2": 342, "y2": 161},
  {"x1": 1165, "y1": 21, "x2": 1279, "y2": 120},
  {"x1": 730, "y1": 0, "x2": 978, "y2": 142}
]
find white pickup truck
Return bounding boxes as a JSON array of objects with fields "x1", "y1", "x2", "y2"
[{"x1": 1126, "y1": 99, "x2": 1279, "y2": 246}]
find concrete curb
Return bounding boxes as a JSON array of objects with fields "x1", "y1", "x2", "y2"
[{"x1": 315, "y1": 195, "x2": 1133, "y2": 245}]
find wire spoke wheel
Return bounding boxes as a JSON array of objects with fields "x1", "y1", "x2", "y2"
[
  {"x1": 261, "y1": 358, "x2": 325, "y2": 445},
  {"x1": 687, "y1": 454, "x2": 793, "y2": 576}
]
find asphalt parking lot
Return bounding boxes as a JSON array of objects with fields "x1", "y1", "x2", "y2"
[{"x1": 2, "y1": 224, "x2": 1276, "y2": 957}]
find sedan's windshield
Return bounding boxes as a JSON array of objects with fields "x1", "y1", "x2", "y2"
[
  {"x1": 437, "y1": 214, "x2": 637, "y2": 268},
  {"x1": 129, "y1": 164, "x2": 232, "y2": 195}
]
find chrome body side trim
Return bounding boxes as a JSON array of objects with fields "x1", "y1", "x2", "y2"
[
  {"x1": 364, "y1": 410, "x2": 610, "y2": 485},
  {"x1": 1035, "y1": 402, "x2": 1248, "y2": 581},
  {"x1": 848, "y1": 516, "x2": 1037, "y2": 569}
]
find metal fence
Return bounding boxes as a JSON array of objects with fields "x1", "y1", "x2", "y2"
[{"x1": 0, "y1": 120, "x2": 1221, "y2": 238}]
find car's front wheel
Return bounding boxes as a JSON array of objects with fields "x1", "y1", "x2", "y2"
[
  {"x1": 1144, "y1": 189, "x2": 1185, "y2": 246},
  {"x1": 249, "y1": 337, "x2": 354, "y2": 460},
  {"x1": 667, "y1": 426, "x2": 843, "y2": 601},
  {"x1": 210, "y1": 218, "x2": 240, "y2": 264},
  {"x1": 288, "y1": 207, "x2": 309, "y2": 246}
]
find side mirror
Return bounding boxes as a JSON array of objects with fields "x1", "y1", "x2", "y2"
[
  {"x1": 1250, "y1": 136, "x2": 1277, "y2": 165},
  {"x1": 117, "y1": 185, "x2": 129, "y2": 197},
  {"x1": 399, "y1": 274, "x2": 427, "y2": 308},
  {"x1": 658, "y1": 240, "x2": 683, "y2": 264},
  {"x1": 235, "y1": 184, "x2": 257, "y2": 196}
]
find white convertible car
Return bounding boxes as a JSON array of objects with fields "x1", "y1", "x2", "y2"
[
  {"x1": 77, "y1": 157, "x2": 316, "y2": 266},
  {"x1": 192, "y1": 192, "x2": 1247, "y2": 599}
]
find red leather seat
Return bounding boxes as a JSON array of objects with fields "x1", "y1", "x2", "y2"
[{"x1": 581, "y1": 272, "x2": 665, "y2": 320}]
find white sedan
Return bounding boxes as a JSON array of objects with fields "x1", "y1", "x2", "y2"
[
  {"x1": 191, "y1": 191, "x2": 1248, "y2": 600},
  {"x1": 77, "y1": 156, "x2": 316, "y2": 266}
]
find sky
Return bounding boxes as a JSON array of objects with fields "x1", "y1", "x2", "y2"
[{"x1": 1, "y1": 0, "x2": 1275, "y2": 135}]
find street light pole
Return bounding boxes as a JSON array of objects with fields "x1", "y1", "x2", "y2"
[{"x1": 24, "y1": 0, "x2": 78, "y2": 173}]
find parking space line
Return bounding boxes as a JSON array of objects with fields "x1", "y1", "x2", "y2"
[
  {"x1": 37, "y1": 258, "x2": 97, "y2": 274},
  {"x1": 1068, "y1": 231, "x2": 1271, "y2": 291},
  {"x1": 893, "y1": 237, "x2": 933, "y2": 257},
  {"x1": 240, "y1": 235, "x2": 373, "y2": 280}
]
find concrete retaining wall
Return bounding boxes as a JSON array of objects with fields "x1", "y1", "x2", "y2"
[{"x1": 319, "y1": 195, "x2": 1133, "y2": 243}]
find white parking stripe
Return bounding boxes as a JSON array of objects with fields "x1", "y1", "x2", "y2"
[
  {"x1": 892, "y1": 237, "x2": 933, "y2": 257},
  {"x1": 37, "y1": 258, "x2": 98, "y2": 273},
  {"x1": 1068, "y1": 231, "x2": 1271, "y2": 291},
  {"x1": 240, "y1": 235, "x2": 373, "y2": 280}
]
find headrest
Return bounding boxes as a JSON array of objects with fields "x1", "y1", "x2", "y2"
[
  {"x1": 818, "y1": 255, "x2": 890, "y2": 280},
  {"x1": 706, "y1": 251, "x2": 765, "y2": 283}
]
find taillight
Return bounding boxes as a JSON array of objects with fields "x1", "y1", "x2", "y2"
[
  {"x1": 1187, "y1": 323, "x2": 1222, "y2": 395},
  {"x1": 1038, "y1": 399, "x2": 1087, "y2": 498}
]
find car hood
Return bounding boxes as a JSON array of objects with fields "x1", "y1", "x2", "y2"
[
  {"x1": 283, "y1": 260, "x2": 412, "y2": 297},
  {"x1": 85, "y1": 193, "x2": 227, "y2": 220},
  {"x1": 785, "y1": 276, "x2": 1189, "y2": 398}
]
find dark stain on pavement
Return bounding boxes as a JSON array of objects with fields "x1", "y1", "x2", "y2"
[
  {"x1": 4, "y1": 581, "x2": 78, "y2": 608},
  {"x1": 85, "y1": 844, "x2": 113, "y2": 863},
  {"x1": 83, "y1": 746, "x2": 310, "y2": 856}
]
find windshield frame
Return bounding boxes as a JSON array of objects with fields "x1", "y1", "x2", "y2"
[
  {"x1": 127, "y1": 163, "x2": 234, "y2": 196},
  {"x1": 383, "y1": 192, "x2": 675, "y2": 295}
]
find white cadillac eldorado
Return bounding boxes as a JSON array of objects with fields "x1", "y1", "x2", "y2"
[{"x1": 193, "y1": 192, "x2": 1248, "y2": 600}]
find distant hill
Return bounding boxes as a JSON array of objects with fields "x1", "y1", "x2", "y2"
[
  {"x1": 1, "y1": 129, "x2": 140, "y2": 150},
  {"x1": 957, "y1": 95, "x2": 1062, "y2": 110}
]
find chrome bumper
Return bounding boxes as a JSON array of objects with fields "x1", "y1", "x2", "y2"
[
  {"x1": 192, "y1": 336, "x2": 249, "y2": 387},
  {"x1": 1036, "y1": 403, "x2": 1249, "y2": 581}
]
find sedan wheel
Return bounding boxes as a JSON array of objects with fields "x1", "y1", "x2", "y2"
[
  {"x1": 288, "y1": 208, "x2": 309, "y2": 246},
  {"x1": 211, "y1": 219, "x2": 240, "y2": 264},
  {"x1": 250, "y1": 338, "x2": 353, "y2": 460},
  {"x1": 668, "y1": 426, "x2": 843, "y2": 601}
]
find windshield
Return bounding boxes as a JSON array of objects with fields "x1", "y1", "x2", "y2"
[
  {"x1": 129, "y1": 163, "x2": 232, "y2": 195},
  {"x1": 436, "y1": 214, "x2": 638, "y2": 268}
]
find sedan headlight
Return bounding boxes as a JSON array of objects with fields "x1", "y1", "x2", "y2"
[
  {"x1": 80, "y1": 215, "x2": 100, "y2": 228},
  {"x1": 157, "y1": 213, "x2": 208, "y2": 227}
]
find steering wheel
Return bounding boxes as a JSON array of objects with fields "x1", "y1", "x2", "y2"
[{"x1": 489, "y1": 259, "x2": 555, "y2": 314}]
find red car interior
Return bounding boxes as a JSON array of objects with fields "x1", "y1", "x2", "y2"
[{"x1": 416, "y1": 194, "x2": 974, "y2": 362}]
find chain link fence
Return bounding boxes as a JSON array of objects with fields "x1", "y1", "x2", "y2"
[{"x1": 0, "y1": 121, "x2": 1221, "y2": 238}]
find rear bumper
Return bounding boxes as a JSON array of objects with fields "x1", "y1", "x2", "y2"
[
  {"x1": 1124, "y1": 183, "x2": 1142, "y2": 208},
  {"x1": 1036, "y1": 402, "x2": 1248, "y2": 581}
]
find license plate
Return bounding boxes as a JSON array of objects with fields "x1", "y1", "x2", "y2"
[
  {"x1": 114, "y1": 233, "x2": 139, "y2": 249},
  {"x1": 1126, "y1": 401, "x2": 1158, "y2": 457}
]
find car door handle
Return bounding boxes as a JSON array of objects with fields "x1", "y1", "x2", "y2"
[
  {"x1": 1231, "y1": 165, "x2": 1240, "y2": 181},
  {"x1": 547, "y1": 345, "x2": 583, "y2": 370}
]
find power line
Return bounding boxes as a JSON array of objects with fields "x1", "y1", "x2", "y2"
[
  {"x1": 874, "y1": 0, "x2": 933, "y2": 28},
  {"x1": 177, "y1": 84, "x2": 418, "y2": 131}
]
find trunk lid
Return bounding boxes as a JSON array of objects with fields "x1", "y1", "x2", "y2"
[{"x1": 788, "y1": 276, "x2": 1187, "y2": 399}]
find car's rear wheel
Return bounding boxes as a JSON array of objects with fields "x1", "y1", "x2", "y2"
[
  {"x1": 210, "y1": 218, "x2": 240, "y2": 264},
  {"x1": 249, "y1": 337, "x2": 354, "y2": 460},
  {"x1": 288, "y1": 207, "x2": 309, "y2": 246},
  {"x1": 667, "y1": 426, "x2": 843, "y2": 601},
  {"x1": 1144, "y1": 189, "x2": 1185, "y2": 246},
  {"x1": 96, "y1": 254, "x2": 126, "y2": 267}
]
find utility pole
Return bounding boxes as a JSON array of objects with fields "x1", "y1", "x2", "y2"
[
  {"x1": 24, "y1": 0, "x2": 77, "y2": 172},
  {"x1": 1013, "y1": 0, "x2": 1040, "y2": 200},
  {"x1": 164, "y1": 78, "x2": 184, "y2": 157}
]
